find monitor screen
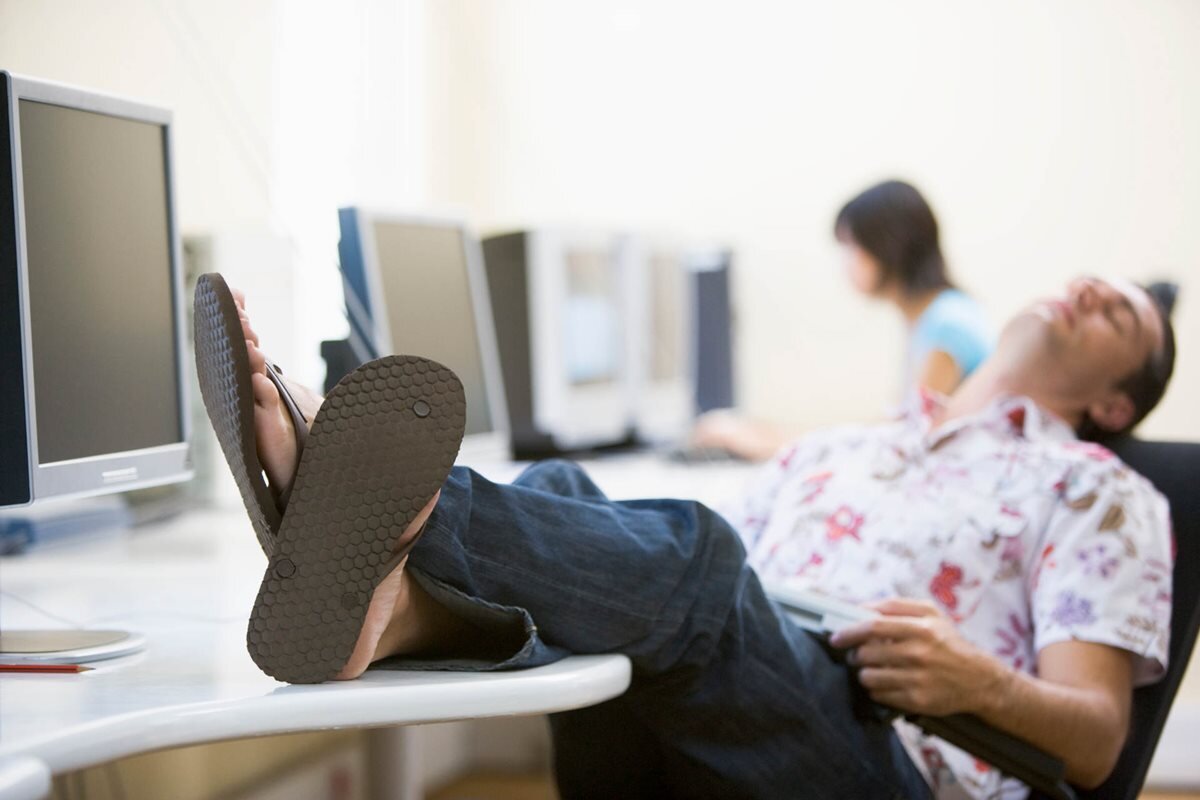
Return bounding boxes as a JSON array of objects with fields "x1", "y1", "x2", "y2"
[
  {"x1": 371, "y1": 220, "x2": 494, "y2": 438},
  {"x1": 563, "y1": 247, "x2": 621, "y2": 388},
  {"x1": 19, "y1": 99, "x2": 182, "y2": 465}
]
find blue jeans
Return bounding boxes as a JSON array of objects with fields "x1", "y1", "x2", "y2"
[{"x1": 393, "y1": 460, "x2": 931, "y2": 800}]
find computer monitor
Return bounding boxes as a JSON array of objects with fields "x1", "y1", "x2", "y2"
[
  {"x1": 481, "y1": 230, "x2": 633, "y2": 456},
  {"x1": 0, "y1": 71, "x2": 191, "y2": 661},
  {"x1": 337, "y1": 209, "x2": 510, "y2": 462},
  {"x1": 626, "y1": 240, "x2": 695, "y2": 444}
]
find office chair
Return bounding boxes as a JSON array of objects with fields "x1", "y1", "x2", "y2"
[{"x1": 907, "y1": 437, "x2": 1200, "y2": 800}]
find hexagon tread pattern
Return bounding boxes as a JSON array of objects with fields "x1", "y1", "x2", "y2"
[
  {"x1": 193, "y1": 273, "x2": 281, "y2": 556},
  {"x1": 246, "y1": 354, "x2": 465, "y2": 684}
]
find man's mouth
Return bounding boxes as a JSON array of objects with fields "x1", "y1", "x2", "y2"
[{"x1": 1048, "y1": 299, "x2": 1075, "y2": 328}]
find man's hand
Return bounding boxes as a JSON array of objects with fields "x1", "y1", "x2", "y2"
[
  {"x1": 829, "y1": 597, "x2": 1009, "y2": 717},
  {"x1": 830, "y1": 598, "x2": 1134, "y2": 787}
]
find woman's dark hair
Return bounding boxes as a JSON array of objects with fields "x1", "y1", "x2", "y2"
[
  {"x1": 1078, "y1": 282, "x2": 1178, "y2": 444},
  {"x1": 834, "y1": 180, "x2": 953, "y2": 296}
]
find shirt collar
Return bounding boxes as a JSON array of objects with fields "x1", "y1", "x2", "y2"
[{"x1": 902, "y1": 389, "x2": 1078, "y2": 447}]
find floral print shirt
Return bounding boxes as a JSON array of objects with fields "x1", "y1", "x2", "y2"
[{"x1": 720, "y1": 393, "x2": 1172, "y2": 800}]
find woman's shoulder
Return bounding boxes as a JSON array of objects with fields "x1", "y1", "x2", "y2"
[
  {"x1": 925, "y1": 288, "x2": 984, "y2": 320},
  {"x1": 914, "y1": 289, "x2": 994, "y2": 375},
  {"x1": 918, "y1": 289, "x2": 988, "y2": 334}
]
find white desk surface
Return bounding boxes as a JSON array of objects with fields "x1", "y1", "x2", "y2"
[{"x1": 0, "y1": 455, "x2": 757, "y2": 787}]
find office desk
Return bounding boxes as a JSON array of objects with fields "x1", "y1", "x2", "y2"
[{"x1": 0, "y1": 455, "x2": 757, "y2": 800}]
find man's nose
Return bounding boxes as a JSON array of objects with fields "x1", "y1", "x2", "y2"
[{"x1": 1071, "y1": 279, "x2": 1099, "y2": 312}]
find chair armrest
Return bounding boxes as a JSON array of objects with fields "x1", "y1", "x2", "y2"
[{"x1": 906, "y1": 712, "x2": 1077, "y2": 800}]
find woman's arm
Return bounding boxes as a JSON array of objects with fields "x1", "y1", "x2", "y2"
[
  {"x1": 690, "y1": 411, "x2": 797, "y2": 462},
  {"x1": 916, "y1": 348, "x2": 964, "y2": 396}
]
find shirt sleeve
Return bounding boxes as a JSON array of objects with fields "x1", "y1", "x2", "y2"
[{"x1": 1030, "y1": 451, "x2": 1173, "y2": 686}]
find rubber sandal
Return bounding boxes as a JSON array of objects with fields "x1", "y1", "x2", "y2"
[
  {"x1": 193, "y1": 273, "x2": 310, "y2": 556},
  {"x1": 193, "y1": 273, "x2": 467, "y2": 683},
  {"x1": 247, "y1": 354, "x2": 465, "y2": 683}
]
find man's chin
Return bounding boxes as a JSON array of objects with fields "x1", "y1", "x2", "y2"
[{"x1": 996, "y1": 312, "x2": 1058, "y2": 365}]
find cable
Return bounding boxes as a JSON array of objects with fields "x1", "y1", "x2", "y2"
[{"x1": 0, "y1": 590, "x2": 84, "y2": 628}]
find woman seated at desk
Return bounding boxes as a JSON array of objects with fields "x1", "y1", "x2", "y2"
[{"x1": 694, "y1": 179, "x2": 993, "y2": 461}]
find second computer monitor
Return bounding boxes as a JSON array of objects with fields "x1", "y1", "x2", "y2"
[
  {"x1": 482, "y1": 230, "x2": 634, "y2": 457},
  {"x1": 337, "y1": 209, "x2": 510, "y2": 463}
]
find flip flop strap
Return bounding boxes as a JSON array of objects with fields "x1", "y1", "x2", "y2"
[{"x1": 264, "y1": 360, "x2": 309, "y2": 513}]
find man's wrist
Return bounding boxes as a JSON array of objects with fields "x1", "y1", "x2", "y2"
[{"x1": 968, "y1": 653, "x2": 1016, "y2": 718}]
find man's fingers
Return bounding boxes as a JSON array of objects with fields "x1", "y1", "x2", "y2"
[
  {"x1": 857, "y1": 667, "x2": 912, "y2": 692},
  {"x1": 863, "y1": 597, "x2": 941, "y2": 618},
  {"x1": 849, "y1": 639, "x2": 922, "y2": 668},
  {"x1": 830, "y1": 616, "x2": 929, "y2": 648}
]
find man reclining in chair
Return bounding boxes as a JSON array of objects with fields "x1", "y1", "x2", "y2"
[{"x1": 207, "y1": 275, "x2": 1175, "y2": 799}]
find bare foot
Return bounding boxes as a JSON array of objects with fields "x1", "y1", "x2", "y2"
[
  {"x1": 233, "y1": 290, "x2": 318, "y2": 500},
  {"x1": 334, "y1": 491, "x2": 442, "y2": 680},
  {"x1": 235, "y1": 290, "x2": 447, "y2": 681}
]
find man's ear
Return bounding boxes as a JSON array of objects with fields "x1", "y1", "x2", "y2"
[{"x1": 1085, "y1": 392, "x2": 1136, "y2": 434}]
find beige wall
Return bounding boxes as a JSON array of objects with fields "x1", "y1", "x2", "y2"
[
  {"x1": 423, "y1": 0, "x2": 1200, "y2": 439},
  {"x1": 5, "y1": 0, "x2": 1192, "y2": 432},
  {"x1": 0, "y1": 0, "x2": 277, "y2": 231},
  {"x1": 0, "y1": 0, "x2": 427, "y2": 384}
]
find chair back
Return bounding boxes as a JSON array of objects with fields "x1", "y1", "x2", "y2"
[{"x1": 1079, "y1": 438, "x2": 1200, "y2": 799}]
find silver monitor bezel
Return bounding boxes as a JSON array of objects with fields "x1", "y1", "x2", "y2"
[
  {"x1": 7, "y1": 74, "x2": 193, "y2": 505},
  {"x1": 526, "y1": 229, "x2": 634, "y2": 450},
  {"x1": 349, "y1": 207, "x2": 511, "y2": 464}
]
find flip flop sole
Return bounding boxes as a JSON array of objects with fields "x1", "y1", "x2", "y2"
[
  {"x1": 246, "y1": 355, "x2": 466, "y2": 684},
  {"x1": 193, "y1": 273, "x2": 281, "y2": 556}
]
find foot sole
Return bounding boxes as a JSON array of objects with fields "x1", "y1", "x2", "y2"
[{"x1": 246, "y1": 355, "x2": 466, "y2": 684}]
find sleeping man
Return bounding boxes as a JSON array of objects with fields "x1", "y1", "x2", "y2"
[{"x1": 198, "y1": 274, "x2": 1175, "y2": 799}]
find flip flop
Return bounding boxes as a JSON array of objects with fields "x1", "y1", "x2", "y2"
[
  {"x1": 193, "y1": 272, "x2": 309, "y2": 556},
  {"x1": 193, "y1": 273, "x2": 467, "y2": 683}
]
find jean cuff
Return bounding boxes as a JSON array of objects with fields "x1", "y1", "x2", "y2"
[{"x1": 369, "y1": 567, "x2": 568, "y2": 673}]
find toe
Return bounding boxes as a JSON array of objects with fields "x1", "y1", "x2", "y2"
[
  {"x1": 240, "y1": 313, "x2": 260, "y2": 348},
  {"x1": 247, "y1": 341, "x2": 268, "y2": 376},
  {"x1": 250, "y1": 371, "x2": 279, "y2": 410}
]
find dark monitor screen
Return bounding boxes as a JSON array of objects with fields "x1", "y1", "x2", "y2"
[
  {"x1": 371, "y1": 221, "x2": 493, "y2": 437},
  {"x1": 19, "y1": 99, "x2": 182, "y2": 464}
]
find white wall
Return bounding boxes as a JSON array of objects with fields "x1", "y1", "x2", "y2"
[
  {"x1": 6, "y1": 0, "x2": 1191, "y2": 430},
  {"x1": 0, "y1": 0, "x2": 428, "y2": 385},
  {"x1": 0, "y1": 0, "x2": 277, "y2": 231},
  {"x1": 423, "y1": 0, "x2": 1200, "y2": 438}
]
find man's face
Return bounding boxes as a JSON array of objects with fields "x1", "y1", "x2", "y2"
[{"x1": 997, "y1": 277, "x2": 1163, "y2": 426}]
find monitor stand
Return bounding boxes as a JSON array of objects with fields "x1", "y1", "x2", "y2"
[{"x1": 0, "y1": 629, "x2": 146, "y2": 664}]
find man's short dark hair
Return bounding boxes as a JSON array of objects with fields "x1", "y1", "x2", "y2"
[{"x1": 1078, "y1": 282, "x2": 1178, "y2": 443}]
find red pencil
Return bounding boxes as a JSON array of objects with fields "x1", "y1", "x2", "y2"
[{"x1": 0, "y1": 663, "x2": 92, "y2": 673}]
